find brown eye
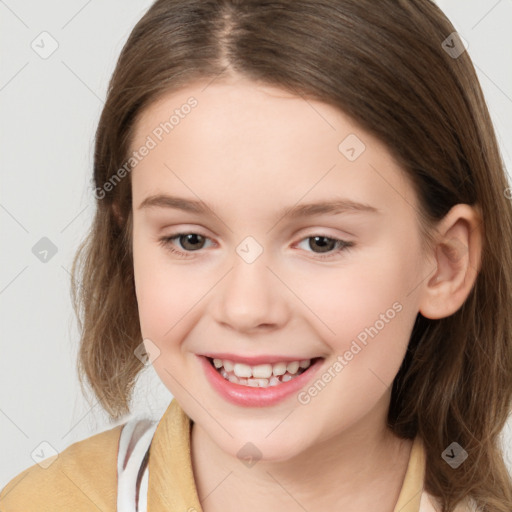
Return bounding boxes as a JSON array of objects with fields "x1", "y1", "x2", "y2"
[
  {"x1": 296, "y1": 235, "x2": 354, "y2": 260},
  {"x1": 158, "y1": 232, "x2": 213, "y2": 258},
  {"x1": 176, "y1": 233, "x2": 206, "y2": 251},
  {"x1": 308, "y1": 236, "x2": 338, "y2": 253}
]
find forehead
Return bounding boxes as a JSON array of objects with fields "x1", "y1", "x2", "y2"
[
  {"x1": 129, "y1": 78, "x2": 417, "y2": 220},
  {"x1": 131, "y1": 77, "x2": 340, "y2": 150}
]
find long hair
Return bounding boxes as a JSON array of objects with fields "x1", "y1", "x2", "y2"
[{"x1": 71, "y1": 1, "x2": 512, "y2": 510}]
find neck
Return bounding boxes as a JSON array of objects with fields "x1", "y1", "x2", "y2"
[{"x1": 190, "y1": 394, "x2": 413, "y2": 512}]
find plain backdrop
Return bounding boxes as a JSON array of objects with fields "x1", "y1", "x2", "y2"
[{"x1": 1, "y1": 0, "x2": 511, "y2": 488}]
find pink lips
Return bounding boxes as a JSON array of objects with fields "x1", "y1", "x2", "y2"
[{"x1": 198, "y1": 355, "x2": 324, "y2": 407}]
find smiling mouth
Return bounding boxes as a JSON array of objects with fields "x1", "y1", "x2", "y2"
[{"x1": 207, "y1": 356, "x2": 323, "y2": 388}]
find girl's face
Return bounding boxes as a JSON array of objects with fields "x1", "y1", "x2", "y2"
[{"x1": 130, "y1": 76, "x2": 433, "y2": 460}]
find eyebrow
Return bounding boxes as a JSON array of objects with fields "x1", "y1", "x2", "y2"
[{"x1": 137, "y1": 194, "x2": 380, "y2": 219}]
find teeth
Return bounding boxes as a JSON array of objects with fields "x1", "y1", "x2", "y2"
[
  {"x1": 210, "y1": 356, "x2": 315, "y2": 387},
  {"x1": 252, "y1": 364, "x2": 273, "y2": 379},
  {"x1": 286, "y1": 361, "x2": 300, "y2": 374},
  {"x1": 215, "y1": 358, "x2": 312, "y2": 378},
  {"x1": 272, "y1": 362, "x2": 287, "y2": 376},
  {"x1": 269, "y1": 376, "x2": 280, "y2": 386},
  {"x1": 223, "y1": 360, "x2": 234, "y2": 372},
  {"x1": 233, "y1": 363, "x2": 252, "y2": 378}
]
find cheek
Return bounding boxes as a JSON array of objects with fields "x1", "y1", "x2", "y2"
[
  {"x1": 302, "y1": 250, "x2": 415, "y2": 335},
  {"x1": 133, "y1": 236, "x2": 217, "y2": 352},
  {"x1": 134, "y1": 263, "x2": 194, "y2": 340},
  {"x1": 133, "y1": 229, "x2": 186, "y2": 339},
  {"x1": 300, "y1": 244, "x2": 419, "y2": 382}
]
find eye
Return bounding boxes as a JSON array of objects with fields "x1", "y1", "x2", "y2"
[
  {"x1": 295, "y1": 235, "x2": 354, "y2": 260},
  {"x1": 158, "y1": 232, "x2": 213, "y2": 258},
  {"x1": 158, "y1": 232, "x2": 354, "y2": 260}
]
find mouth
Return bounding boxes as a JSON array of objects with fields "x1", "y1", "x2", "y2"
[{"x1": 206, "y1": 356, "x2": 323, "y2": 388}]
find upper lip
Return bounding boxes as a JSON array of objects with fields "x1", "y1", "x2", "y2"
[{"x1": 200, "y1": 353, "x2": 322, "y2": 366}]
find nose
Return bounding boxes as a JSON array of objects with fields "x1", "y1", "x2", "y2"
[{"x1": 212, "y1": 253, "x2": 291, "y2": 333}]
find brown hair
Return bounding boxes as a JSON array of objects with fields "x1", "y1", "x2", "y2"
[{"x1": 71, "y1": 0, "x2": 512, "y2": 510}]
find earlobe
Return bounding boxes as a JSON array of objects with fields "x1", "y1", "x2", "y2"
[{"x1": 419, "y1": 203, "x2": 483, "y2": 320}]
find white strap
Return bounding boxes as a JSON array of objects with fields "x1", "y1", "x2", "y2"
[{"x1": 117, "y1": 417, "x2": 158, "y2": 512}]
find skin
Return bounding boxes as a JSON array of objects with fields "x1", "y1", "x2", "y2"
[{"x1": 129, "y1": 75, "x2": 482, "y2": 511}]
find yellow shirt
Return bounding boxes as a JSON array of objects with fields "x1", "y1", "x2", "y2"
[{"x1": 0, "y1": 398, "x2": 473, "y2": 511}]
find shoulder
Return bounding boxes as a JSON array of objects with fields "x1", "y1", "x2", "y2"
[{"x1": 0, "y1": 423, "x2": 124, "y2": 512}]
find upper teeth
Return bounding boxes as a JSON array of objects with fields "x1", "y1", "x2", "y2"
[{"x1": 213, "y1": 358, "x2": 311, "y2": 379}]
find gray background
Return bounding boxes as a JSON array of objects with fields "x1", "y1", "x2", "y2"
[{"x1": 1, "y1": 0, "x2": 511, "y2": 488}]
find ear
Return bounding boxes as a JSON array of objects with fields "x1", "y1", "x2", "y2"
[{"x1": 419, "y1": 203, "x2": 483, "y2": 319}]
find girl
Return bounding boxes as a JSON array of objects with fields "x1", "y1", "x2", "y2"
[{"x1": 1, "y1": 1, "x2": 511, "y2": 511}]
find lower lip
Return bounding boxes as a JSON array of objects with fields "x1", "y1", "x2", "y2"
[{"x1": 198, "y1": 355, "x2": 324, "y2": 407}]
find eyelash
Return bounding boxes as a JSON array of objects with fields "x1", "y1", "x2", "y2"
[{"x1": 157, "y1": 232, "x2": 354, "y2": 260}]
